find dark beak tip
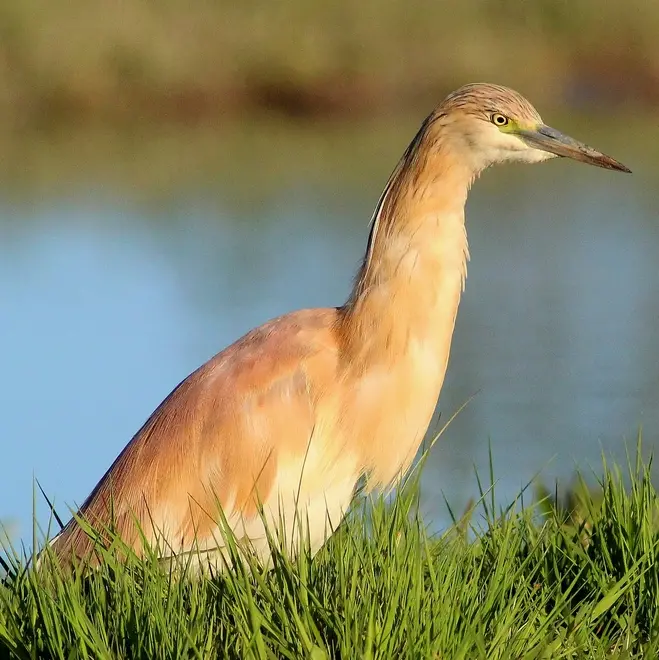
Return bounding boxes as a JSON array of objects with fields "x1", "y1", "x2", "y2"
[
  {"x1": 609, "y1": 161, "x2": 632, "y2": 174},
  {"x1": 588, "y1": 151, "x2": 631, "y2": 174},
  {"x1": 595, "y1": 156, "x2": 631, "y2": 174}
]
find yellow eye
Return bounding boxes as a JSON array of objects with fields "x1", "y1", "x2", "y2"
[{"x1": 491, "y1": 113, "x2": 509, "y2": 127}]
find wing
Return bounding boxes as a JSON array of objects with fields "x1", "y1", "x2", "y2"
[{"x1": 52, "y1": 308, "x2": 342, "y2": 562}]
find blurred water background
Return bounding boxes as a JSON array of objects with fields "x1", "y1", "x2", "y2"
[{"x1": 1, "y1": 0, "x2": 658, "y2": 543}]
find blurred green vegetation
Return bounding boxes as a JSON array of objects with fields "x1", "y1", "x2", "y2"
[
  {"x1": 0, "y1": 114, "x2": 654, "y2": 209},
  {"x1": 0, "y1": 0, "x2": 657, "y2": 126}
]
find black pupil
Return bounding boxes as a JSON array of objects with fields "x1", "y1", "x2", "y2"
[{"x1": 496, "y1": 115, "x2": 505, "y2": 124}]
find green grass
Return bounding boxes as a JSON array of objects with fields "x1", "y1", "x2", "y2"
[{"x1": 2, "y1": 449, "x2": 659, "y2": 658}]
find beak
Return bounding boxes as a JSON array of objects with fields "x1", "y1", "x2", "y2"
[{"x1": 517, "y1": 124, "x2": 631, "y2": 173}]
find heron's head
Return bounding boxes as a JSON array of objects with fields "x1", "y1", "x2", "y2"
[{"x1": 435, "y1": 83, "x2": 630, "y2": 174}]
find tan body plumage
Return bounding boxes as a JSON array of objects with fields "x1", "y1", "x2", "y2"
[{"x1": 51, "y1": 84, "x2": 629, "y2": 568}]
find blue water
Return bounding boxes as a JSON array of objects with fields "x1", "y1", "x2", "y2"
[{"x1": 1, "y1": 122, "x2": 656, "y2": 543}]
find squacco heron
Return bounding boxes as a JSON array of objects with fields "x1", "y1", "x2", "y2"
[{"x1": 50, "y1": 83, "x2": 630, "y2": 569}]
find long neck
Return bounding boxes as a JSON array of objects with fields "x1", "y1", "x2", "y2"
[{"x1": 339, "y1": 121, "x2": 474, "y2": 371}]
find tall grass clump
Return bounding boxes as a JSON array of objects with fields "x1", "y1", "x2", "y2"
[{"x1": 2, "y1": 446, "x2": 659, "y2": 658}]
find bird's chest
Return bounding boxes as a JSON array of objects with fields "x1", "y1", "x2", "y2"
[
  {"x1": 344, "y1": 334, "x2": 449, "y2": 485},
  {"x1": 338, "y1": 229, "x2": 467, "y2": 484}
]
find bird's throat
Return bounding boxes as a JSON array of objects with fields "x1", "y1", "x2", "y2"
[
  {"x1": 336, "y1": 149, "x2": 473, "y2": 485},
  {"x1": 340, "y1": 146, "x2": 473, "y2": 373}
]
